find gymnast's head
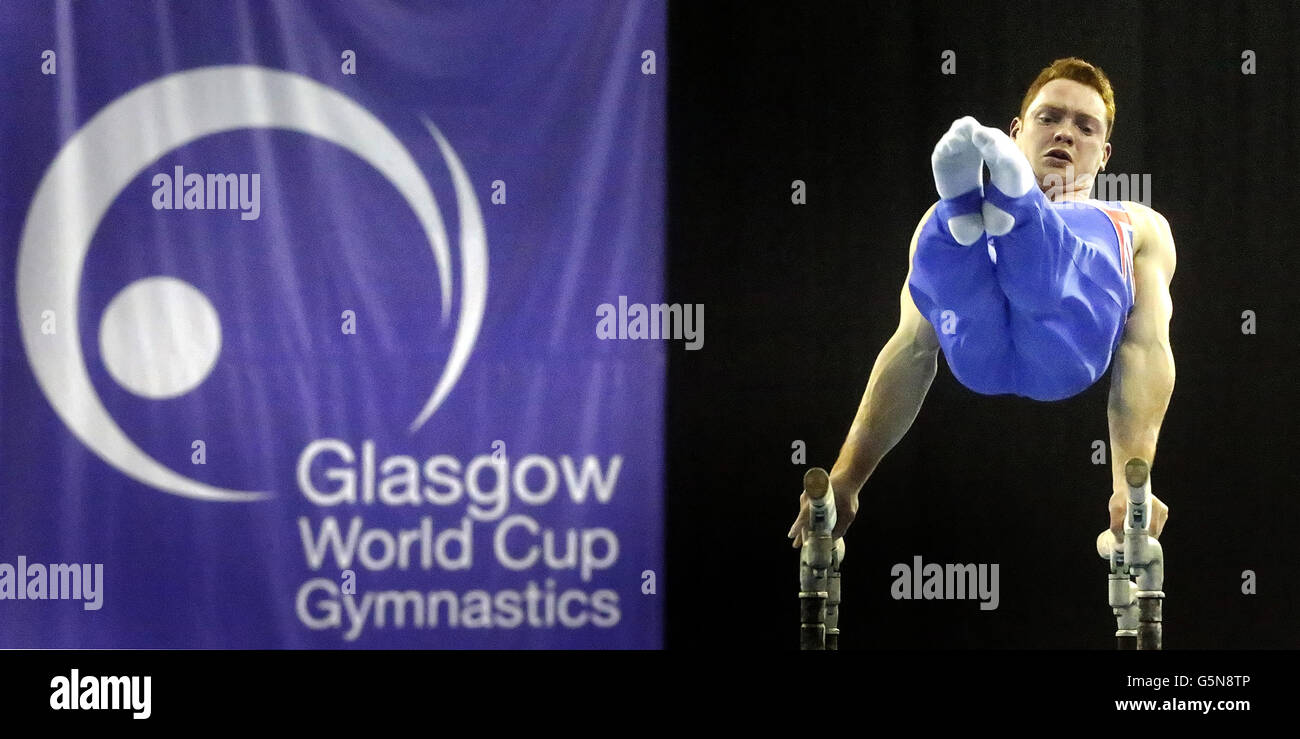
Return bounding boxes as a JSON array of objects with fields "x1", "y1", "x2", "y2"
[{"x1": 1010, "y1": 57, "x2": 1115, "y2": 199}]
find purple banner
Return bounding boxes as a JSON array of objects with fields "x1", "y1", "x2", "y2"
[{"x1": 0, "y1": 0, "x2": 665, "y2": 648}]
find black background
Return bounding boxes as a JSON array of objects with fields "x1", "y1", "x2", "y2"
[{"x1": 666, "y1": 0, "x2": 1300, "y2": 649}]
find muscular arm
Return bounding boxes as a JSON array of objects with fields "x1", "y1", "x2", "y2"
[
  {"x1": 1107, "y1": 208, "x2": 1177, "y2": 531},
  {"x1": 830, "y1": 207, "x2": 941, "y2": 499}
]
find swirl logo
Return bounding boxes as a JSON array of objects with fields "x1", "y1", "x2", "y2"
[{"x1": 17, "y1": 66, "x2": 487, "y2": 502}]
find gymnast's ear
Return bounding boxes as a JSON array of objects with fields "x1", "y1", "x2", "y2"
[{"x1": 1009, "y1": 118, "x2": 1022, "y2": 140}]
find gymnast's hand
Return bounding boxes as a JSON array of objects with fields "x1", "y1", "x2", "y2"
[
  {"x1": 787, "y1": 471, "x2": 859, "y2": 548},
  {"x1": 1108, "y1": 489, "x2": 1169, "y2": 543}
]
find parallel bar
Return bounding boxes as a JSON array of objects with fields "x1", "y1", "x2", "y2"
[
  {"x1": 1103, "y1": 457, "x2": 1166, "y2": 650},
  {"x1": 799, "y1": 468, "x2": 838, "y2": 650}
]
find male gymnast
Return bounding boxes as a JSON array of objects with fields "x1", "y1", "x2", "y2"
[{"x1": 789, "y1": 58, "x2": 1175, "y2": 560}]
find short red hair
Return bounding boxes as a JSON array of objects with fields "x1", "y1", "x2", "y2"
[{"x1": 1019, "y1": 58, "x2": 1116, "y2": 142}]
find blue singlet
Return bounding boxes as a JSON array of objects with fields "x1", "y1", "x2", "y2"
[{"x1": 907, "y1": 185, "x2": 1137, "y2": 401}]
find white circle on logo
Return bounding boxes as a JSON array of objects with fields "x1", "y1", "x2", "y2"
[{"x1": 99, "y1": 277, "x2": 221, "y2": 399}]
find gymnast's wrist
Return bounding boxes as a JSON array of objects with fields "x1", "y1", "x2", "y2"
[{"x1": 828, "y1": 467, "x2": 865, "y2": 500}]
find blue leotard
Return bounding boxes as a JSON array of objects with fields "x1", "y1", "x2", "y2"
[{"x1": 907, "y1": 185, "x2": 1137, "y2": 401}]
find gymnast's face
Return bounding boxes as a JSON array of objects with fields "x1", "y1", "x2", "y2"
[{"x1": 1010, "y1": 79, "x2": 1113, "y2": 197}]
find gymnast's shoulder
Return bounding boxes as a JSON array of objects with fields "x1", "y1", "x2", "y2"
[{"x1": 1119, "y1": 201, "x2": 1175, "y2": 263}]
